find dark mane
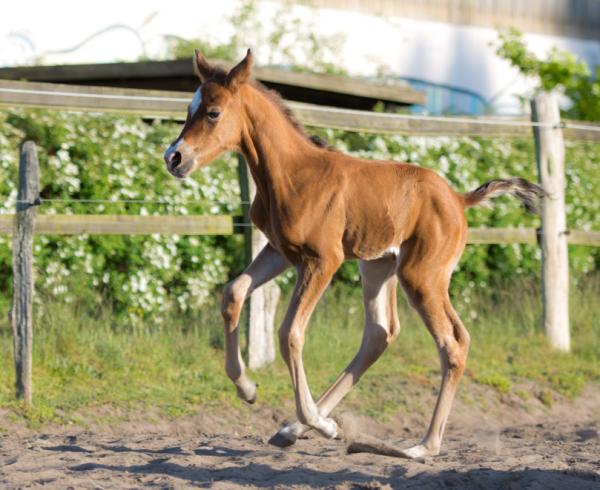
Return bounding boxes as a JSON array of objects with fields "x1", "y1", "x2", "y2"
[{"x1": 250, "y1": 79, "x2": 332, "y2": 150}]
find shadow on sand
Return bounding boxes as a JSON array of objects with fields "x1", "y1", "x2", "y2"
[{"x1": 66, "y1": 442, "x2": 600, "y2": 490}]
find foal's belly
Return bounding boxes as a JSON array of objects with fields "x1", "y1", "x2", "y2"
[{"x1": 342, "y1": 220, "x2": 402, "y2": 261}]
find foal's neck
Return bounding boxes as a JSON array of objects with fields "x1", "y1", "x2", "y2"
[{"x1": 239, "y1": 84, "x2": 321, "y2": 199}]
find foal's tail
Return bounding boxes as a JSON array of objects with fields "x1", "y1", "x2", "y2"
[{"x1": 462, "y1": 177, "x2": 546, "y2": 213}]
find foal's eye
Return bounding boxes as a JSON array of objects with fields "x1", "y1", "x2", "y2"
[{"x1": 207, "y1": 111, "x2": 221, "y2": 121}]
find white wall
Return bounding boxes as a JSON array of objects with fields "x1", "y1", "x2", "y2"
[
  {"x1": 281, "y1": 2, "x2": 600, "y2": 114},
  {"x1": 1, "y1": 0, "x2": 598, "y2": 115}
]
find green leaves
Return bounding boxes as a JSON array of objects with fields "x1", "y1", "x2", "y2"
[
  {"x1": 164, "y1": 0, "x2": 346, "y2": 76},
  {"x1": 496, "y1": 28, "x2": 600, "y2": 121}
]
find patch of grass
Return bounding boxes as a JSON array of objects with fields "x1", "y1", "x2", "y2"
[
  {"x1": 0, "y1": 274, "x2": 599, "y2": 428},
  {"x1": 0, "y1": 295, "x2": 239, "y2": 426},
  {"x1": 474, "y1": 372, "x2": 512, "y2": 393},
  {"x1": 538, "y1": 389, "x2": 555, "y2": 407},
  {"x1": 514, "y1": 389, "x2": 530, "y2": 401}
]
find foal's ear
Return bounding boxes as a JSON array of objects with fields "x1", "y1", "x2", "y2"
[
  {"x1": 193, "y1": 49, "x2": 214, "y2": 82},
  {"x1": 226, "y1": 49, "x2": 253, "y2": 91}
]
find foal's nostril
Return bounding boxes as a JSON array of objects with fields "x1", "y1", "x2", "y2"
[{"x1": 167, "y1": 151, "x2": 182, "y2": 170}]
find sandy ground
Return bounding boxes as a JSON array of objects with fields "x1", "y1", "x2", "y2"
[{"x1": 1, "y1": 384, "x2": 599, "y2": 489}]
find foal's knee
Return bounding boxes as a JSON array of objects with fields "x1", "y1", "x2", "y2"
[{"x1": 221, "y1": 275, "x2": 251, "y2": 327}]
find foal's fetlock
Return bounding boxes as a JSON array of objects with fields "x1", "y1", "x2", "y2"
[{"x1": 310, "y1": 416, "x2": 338, "y2": 440}]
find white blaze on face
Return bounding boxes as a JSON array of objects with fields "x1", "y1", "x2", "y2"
[
  {"x1": 164, "y1": 88, "x2": 202, "y2": 163},
  {"x1": 190, "y1": 88, "x2": 202, "y2": 116}
]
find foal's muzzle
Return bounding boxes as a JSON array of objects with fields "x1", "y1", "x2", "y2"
[{"x1": 164, "y1": 139, "x2": 194, "y2": 178}]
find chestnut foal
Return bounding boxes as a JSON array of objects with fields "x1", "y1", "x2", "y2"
[{"x1": 164, "y1": 50, "x2": 544, "y2": 459}]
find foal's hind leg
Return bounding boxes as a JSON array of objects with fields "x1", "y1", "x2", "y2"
[
  {"x1": 270, "y1": 255, "x2": 400, "y2": 447},
  {"x1": 277, "y1": 256, "x2": 344, "y2": 439},
  {"x1": 398, "y1": 248, "x2": 470, "y2": 459}
]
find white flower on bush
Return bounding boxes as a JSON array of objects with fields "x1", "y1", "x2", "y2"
[
  {"x1": 185, "y1": 275, "x2": 212, "y2": 310},
  {"x1": 130, "y1": 272, "x2": 149, "y2": 293}
]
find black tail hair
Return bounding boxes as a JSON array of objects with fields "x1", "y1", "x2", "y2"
[{"x1": 463, "y1": 177, "x2": 546, "y2": 213}]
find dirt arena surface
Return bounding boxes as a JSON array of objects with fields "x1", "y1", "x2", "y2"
[{"x1": 1, "y1": 384, "x2": 599, "y2": 489}]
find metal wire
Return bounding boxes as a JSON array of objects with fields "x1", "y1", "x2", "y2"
[
  {"x1": 0, "y1": 86, "x2": 189, "y2": 104},
  {"x1": 558, "y1": 121, "x2": 600, "y2": 132},
  {"x1": 15, "y1": 197, "x2": 251, "y2": 205}
]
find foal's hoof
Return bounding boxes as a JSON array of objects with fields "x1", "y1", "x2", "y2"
[
  {"x1": 235, "y1": 380, "x2": 257, "y2": 404},
  {"x1": 268, "y1": 423, "x2": 301, "y2": 448},
  {"x1": 268, "y1": 430, "x2": 297, "y2": 448}
]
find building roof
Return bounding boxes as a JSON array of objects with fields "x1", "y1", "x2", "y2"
[{"x1": 0, "y1": 59, "x2": 425, "y2": 110}]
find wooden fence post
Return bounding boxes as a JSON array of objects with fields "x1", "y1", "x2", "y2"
[
  {"x1": 12, "y1": 141, "x2": 39, "y2": 404},
  {"x1": 237, "y1": 155, "x2": 280, "y2": 369},
  {"x1": 531, "y1": 93, "x2": 570, "y2": 352}
]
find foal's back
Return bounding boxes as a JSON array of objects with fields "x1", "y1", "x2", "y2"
[{"x1": 321, "y1": 151, "x2": 467, "y2": 262}]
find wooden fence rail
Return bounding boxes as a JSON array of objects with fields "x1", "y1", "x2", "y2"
[
  {"x1": 0, "y1": 214, "x2": 598, "y2": 245},
  {"x1": 1, "y1": 79, "x2": 600, "y2": 140},
  {"x1": 0, "y1": 214, "x2": 233, "y2": 235}
]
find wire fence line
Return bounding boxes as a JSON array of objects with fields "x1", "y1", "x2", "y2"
[
  {"x1": 2, "y1": 84, "x2": 600, "y2": 133},
  {"x1": 14, "y1": 197, "x2": 251, "y2": 205},
  {"x1": 1, "y1": 211, "x2": 256, "y2": 228},
  {"x1": 0, "y1": 86, "x2": 191, "y2": 104},
  {"x1": 557, "y1": 121, "x2": 600, "y2": 132}
]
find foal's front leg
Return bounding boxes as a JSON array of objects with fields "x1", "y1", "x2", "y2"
[
  {"x1": 221, "y1": 244, "x2": 290, "y2": 403},
  {"x1": 279, "y1": 257, "x2": 341, "y2": 439}
]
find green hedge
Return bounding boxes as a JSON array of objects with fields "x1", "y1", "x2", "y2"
[
  {"x1": 0, "y1": 109, "x2": 598, "y2": 323},
  {"x1": 0, "y1": 109, "x2": 244, "y2": 326}
]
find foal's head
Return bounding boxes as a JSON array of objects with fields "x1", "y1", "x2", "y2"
[{"x1": 163, "y1": 50, "x2": 253, "y2": 178}]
